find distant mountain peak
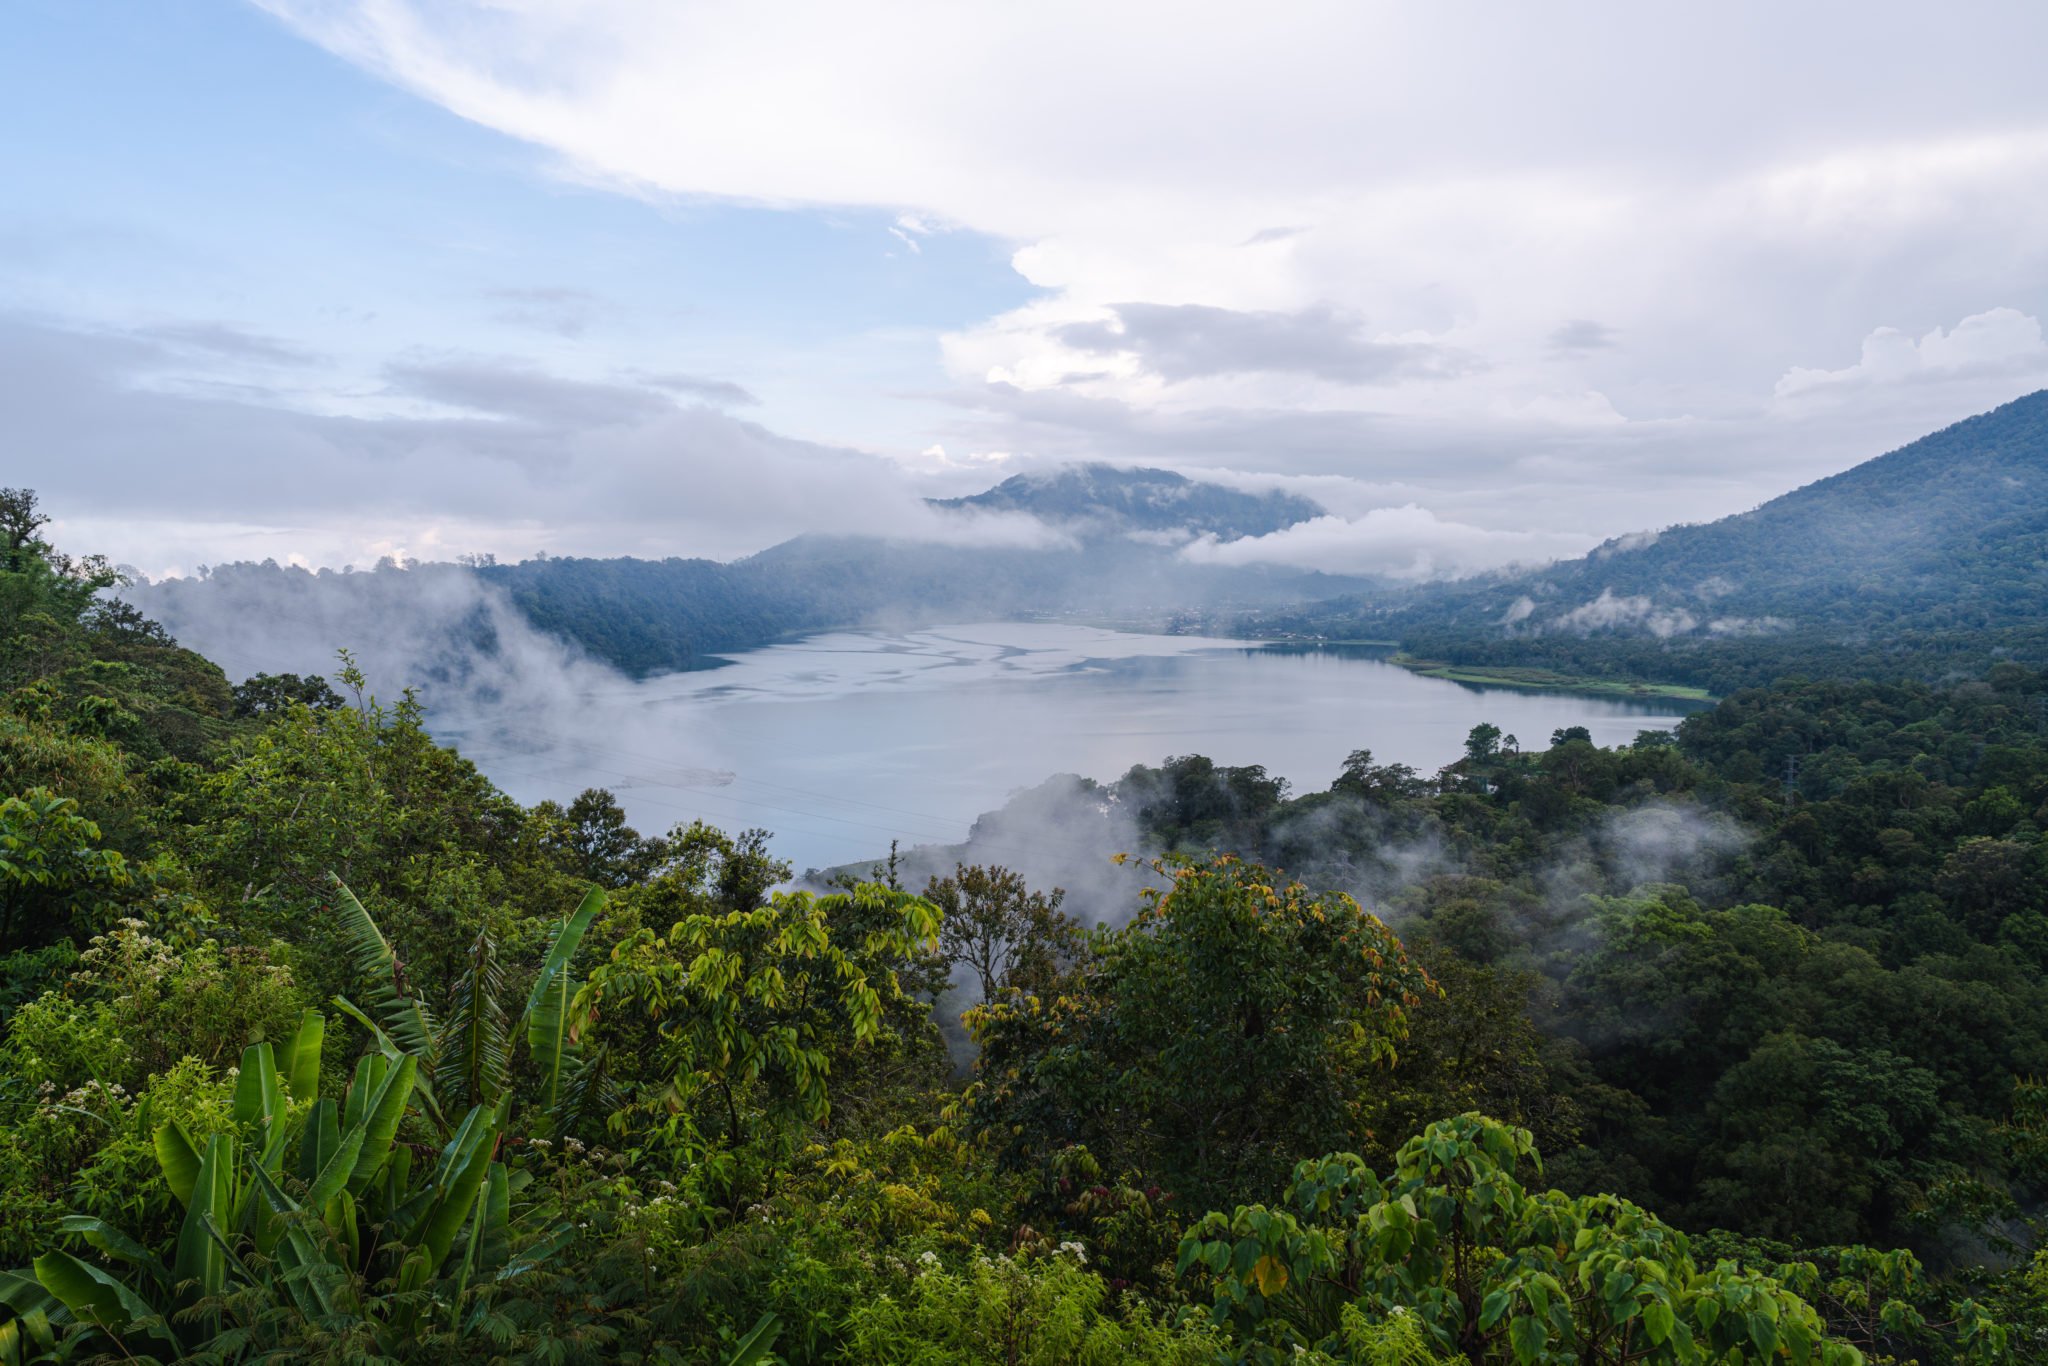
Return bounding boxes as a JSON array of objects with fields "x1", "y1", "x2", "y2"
[{"x1": 930, "y1": 463, "x2": 1323, "y2": 542}]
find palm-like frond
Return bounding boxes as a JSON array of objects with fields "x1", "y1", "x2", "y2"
[
  {"x1": 548, "y1": 1043, "x2": 623, "y2": 1141},
  {"x1": 435, "y1": 932, "x2": 509, "y2": 1114},
  {"x1": 327, "y1": 875, "x2": 435, "y2": 1058}
]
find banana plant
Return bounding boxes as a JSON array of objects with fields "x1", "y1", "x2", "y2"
[
  {"x1": 0, "y1": 1019, "x2": 567, "y2": 1361},
  {"x1": 330, "y1": 876, "x2": 611, "y2": 1137},
  {"x1": 0, "y1": 881, "x2": 611, "y2": 1362}
]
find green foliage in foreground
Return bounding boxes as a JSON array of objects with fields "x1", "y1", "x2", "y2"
[
  {"x1": 1180, "y1": 1115, "x2": 2005, "y2": 1364},
  {"x1": 3, "y1": 502, "x2": 2048, "y2": 1361}
]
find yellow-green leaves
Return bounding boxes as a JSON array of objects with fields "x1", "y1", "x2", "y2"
[
  {"x1": 583, "y1": 881, "x2": 937, "y2": 1144},
  {"x1": 1179, "y1": 1113, "x2": 1866, "y2": 1365},
  {"x1": 1250, "y1": 1254, "x2": 1289, "y2": 1296}
]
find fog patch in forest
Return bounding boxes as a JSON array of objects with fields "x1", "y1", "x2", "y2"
[
  {"x1": 122, "y1": 563, "x2": 738, "y2": 793},
  {"x1": 810, "y1": 773, "x2": 1169, "y2": 929}
]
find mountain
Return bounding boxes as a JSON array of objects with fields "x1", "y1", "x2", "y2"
[
  {"x1": 129, "y1": 464, "x2": 1362, "y2": 680},
  {"x1": 1272, "y1": 389, "x2": 2048, "y2": 691},
  {"x1": 929, "y1": 464, "x2": 1322, "y2": 541}
]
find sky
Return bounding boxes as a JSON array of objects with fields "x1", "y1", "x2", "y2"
[{"x1": 8, "y1": 0, "x2": 2048, "y2": 580}]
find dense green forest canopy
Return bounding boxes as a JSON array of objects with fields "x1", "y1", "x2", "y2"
[{"x1": 5, "y1": 494, "x2": 2048, "y2": 1362}]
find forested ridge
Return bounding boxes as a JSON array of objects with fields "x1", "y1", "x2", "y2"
[
  {"x1": 7, "y1": 491, "x2": 2048, "y2": 1363},
  {"x1": 1246, "y1": 390, "x2": 2048, "y2": 693}
]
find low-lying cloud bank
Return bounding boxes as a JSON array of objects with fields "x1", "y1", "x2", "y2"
[
  {"x1": 1775, "y1": 307, "x2": 2047, "y2": 399},
  {"x1": 1179, "y1": 505, "x2": 1594, "y2": 579},
  {"x1": 6, "y1": 314, "x2": 1065, "y2": 577}
]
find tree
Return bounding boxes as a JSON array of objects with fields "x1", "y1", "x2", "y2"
[
  {"x1": 0, "y1": 488, "x2": 50, "y2": 572},
  {"x1": 0, "y1": 789, "x2": 130, "y2": 954},
  {"x1": 579, "y1": 881, "x2": 939, "y2": 1153},
  {"x1": 1935, "y1": 837, "x2": 2044, "y2": 938},
  {"x1": 1177, "y1": 1113, "x2": 1935, "y2": 1364},
  {"x1": 1333, "y1": 749, "x2": 1427, "y2": 803},
  {"x1": 967, "y1": 855, "x2": 1435, "y2": 1210},
  {"x1": 924, "y1": 863, "x2": 1078, "y2": 1002},
  {"x1": 644, "y1": 820, "x2": 788, "y2": 913},
  {"x1": 1551, "y1": 725, "x2": 1593, "y2": 747},
  {"x1": 1464, "y1": 723, "x2": 1503, "y2": 766},
  {"x1": 1361, "y1": 948, "x2": 1580, "y2": 1164},
  {"x1": 329, "y1": 875, "x2": 612, "y2": 1137},
  {"x1": 230, "y1": 671, "x2": 344, "y2": 718}
]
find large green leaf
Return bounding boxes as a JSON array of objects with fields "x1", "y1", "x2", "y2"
[
  {"x1": 398, "y1": 1106, "x2": 499, "y2": 1285},
  {"x1": 0, "y1": 1270, "x2": 57, "y2": 1319},
  {"x1": 153, "y1": 1121, "x2": 203, "y2": 1211},
  {"x1": 444, "y1": 1161, "x2": 507, "y2": 1333},
  {"x1": 333, "y1": 997, "x2": 445, "y2": 1129},
  {"x1": 1508, "y1": 1314, "x2": 1547, "y2": 1366},
  {"x1": 477, "y1": 1162, "x2": 511, "y2": 1273},
  {"x1": 725, "y1": 1312, "x2": 782, "y2": 1366},
  {"x1": 494, "y1": 1222, "x2": 576, "y2": 1283},
  {"x1": 231, "y1": 1041, "x2": 281, "y2": 1130},
  {"x1": 522, "y1": 888, "x2": 603, "y2": 1027},
  {"x1": 345, "y1": 1053, "x2": 417, "y2": 1196},
  {"x1": 523, "y1": 888, "x2": 603, "y2": 1111},
  {"x1": 55, "y1": 1217, "x2": 167, "y2": 1291},
  {"x1": 297, "y1": 1098, "x2": 341, "y2": 1187},
  {"x1": 307, "y1": 1117, "x2": 368, "y2": 1212},
  {"x1": 0, "y1": 1304, "x2": 56, "y2": 1365},
  {"x1": 340, "y1": 1054, "x2": 385, "y2": 1132},
  {"x1": 31, "y1": 1249, "x2": 170, "y2": 1345},
  {"x1": 279, "y1": 1007, "x2": 325, "y2": 1099},
  {"x1": 245, "y1": 1163, "x2": 347, "y2": 1319},
  {"x1": 172, "y1": 1134, "x2": 233, "y2": 1300}
]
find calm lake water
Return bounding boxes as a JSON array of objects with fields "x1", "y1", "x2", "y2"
[{"x1": 448, "y1": 623, "x2": 1705, "y2": 875}]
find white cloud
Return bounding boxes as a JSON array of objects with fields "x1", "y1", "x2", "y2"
[
  {"x1": 1551, "y1": 589, "x2": 1698, "y2": 638},
  {"x1": 1775, "y1": 307, "x2": 2048, "y2": 397},
  {"x1": 1177, "y1": 506, "x2": 1593, "y2": 580},
  {"x1": 246, "y1": 0, "x2": 2048, "y2": 546},
  {"x1": 0, "y1": 1, "x2": 2033, "y2": 574},
  {"x1": 0, "y1": 314, "x2": 1064, "y2": 573}
]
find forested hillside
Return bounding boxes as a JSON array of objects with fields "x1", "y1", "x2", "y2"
[
  {"x1": 1256, "y1": 391, "x2": 2048, "y2": 692},
  {"x1": 6, "y1": 492, "x2": 2048, "y2": 1361}
]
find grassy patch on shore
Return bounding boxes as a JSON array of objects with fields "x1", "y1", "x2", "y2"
[{"x1": 1392, "y1": 654, "x2": 1716, "y2": 702}]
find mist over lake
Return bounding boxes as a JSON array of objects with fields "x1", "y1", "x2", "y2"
[{"x1": 434, "y1": 622, "x2": 1702, "y2": 874}]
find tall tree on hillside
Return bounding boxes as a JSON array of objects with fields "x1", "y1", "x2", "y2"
[
  {"x1": 0, "y1": 487, "x2": 50, "y2": 571},
  {"x1": 924, "y1": 863, "x2": 1078, "y2": 1002}
]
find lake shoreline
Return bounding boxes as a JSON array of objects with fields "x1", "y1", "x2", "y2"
[{"x1": 1389, "y1": 653, "x2": 1716, "y2": 702}]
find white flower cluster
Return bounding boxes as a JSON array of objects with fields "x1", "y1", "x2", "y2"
[
  {"x1": 1056, "y1": 1240, "x2": 1087, "y2": 1264},
  {"x1": 58, "y1": 1078, "x2": 130, "y2": 1108}
]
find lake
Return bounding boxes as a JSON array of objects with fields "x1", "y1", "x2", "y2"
[{"x1": 444, "y1": 622, "x2": 1706, "y2": 875}]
